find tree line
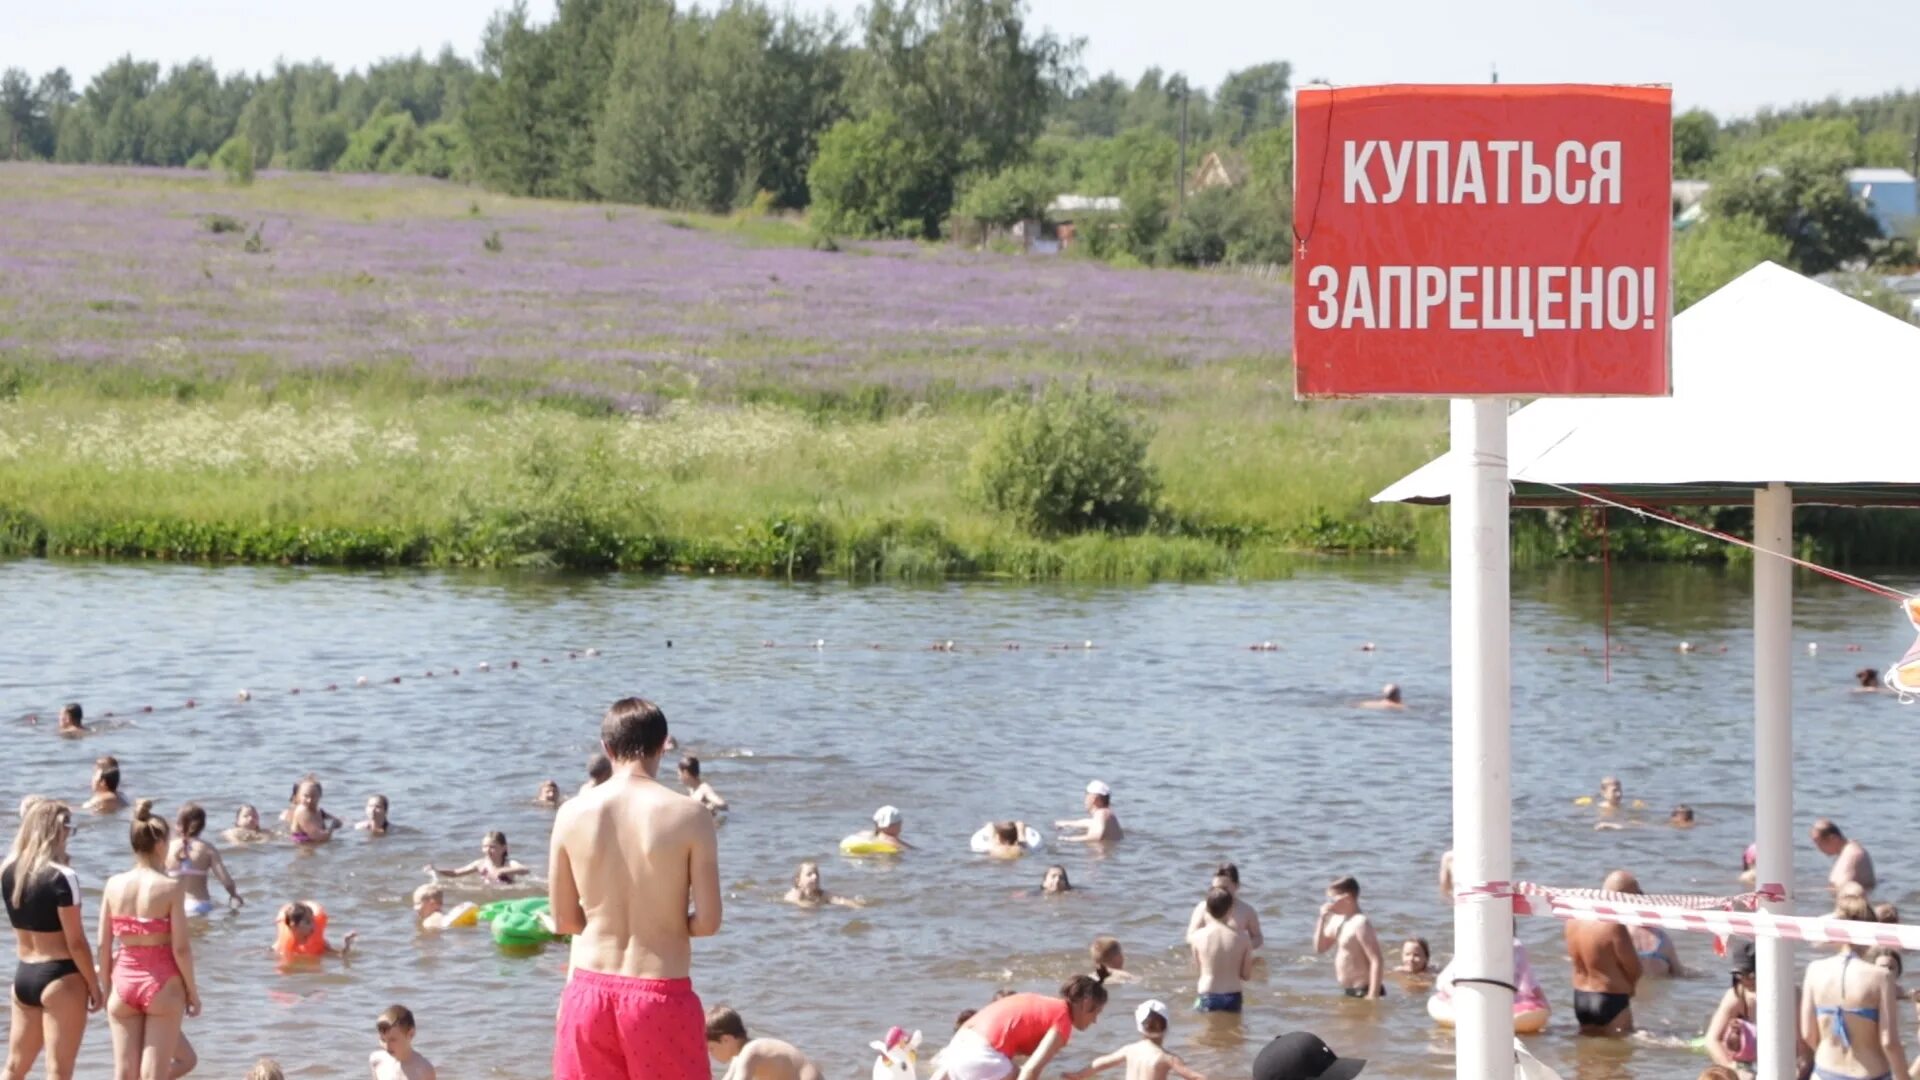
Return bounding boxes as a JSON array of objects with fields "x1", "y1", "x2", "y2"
[{"x1": 2, "y1": 0, "x2": 1916, "y2": 281}]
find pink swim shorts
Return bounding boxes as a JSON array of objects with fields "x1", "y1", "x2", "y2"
[{"x1": 553, "y1": 970, "x2": 705, "y2": 1080}]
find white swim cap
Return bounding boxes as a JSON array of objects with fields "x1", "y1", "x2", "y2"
[
  {"x1": 873, "y1": 805, "x2": 902, "y2": 829},
  {"x1": 1135, "y1": 1000, "x2": 1169, "y2": 1032},
  {"x1": 1086, "y1": 780, "x2": 1111, "y2": 798}
]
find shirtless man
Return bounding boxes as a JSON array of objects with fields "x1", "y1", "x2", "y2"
[
  {"x1": 1811, "y1": 819, "x2": 1876, "y2": 894},
  {"x1": 550, "y1": 698, "x2": 722, "y2": 1080},
  {"x1": 1356, "y1": 684, "x2": 1404, "y2": 710},
  {"x1": 1057, "y1": 781, "x2": 1123, "y2": 844},
  {"x1": 1188, "y1": 887, "x2": 1253, "y2": 1012},
  {"x1": 1313, "y1": 876, "x2": 1383, "y2": 999},
  {"x1": 1186, "y1": 864, "x2": 1264, "y2": 950},
  {"x1": 1602, "y1": 870, "x2": 1683, "y2": 976},
  {"x1": 705, "y1": 1006, "x2": 823, "y2": 1080},
  {"x1": 83, "y1": 754, "x2": 128, "y2": 813},
  {"x1": 1565, "y1": 898, "x2": 1642, "y2": 1036},
  {"x1": 57, "y1": 702, "x2": 85, "y2": 734},
  {"x1": 1066, "y1": 1001, "x2": 1207, "y2": 1080}
]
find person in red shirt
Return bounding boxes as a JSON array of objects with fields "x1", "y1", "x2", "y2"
[{"x1": 933, "y1": 974, "x2": 1110, "y2": 1080}]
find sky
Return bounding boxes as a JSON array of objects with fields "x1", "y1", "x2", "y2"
[{"x1": 15, "y1": 0, "x2": 1919, "y2": 117}]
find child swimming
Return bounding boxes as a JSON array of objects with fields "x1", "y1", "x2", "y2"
[
  {"x1": 274, "y1": 900, "x2": 356, "y2": 960},
  {"x1": 411, "y1": 883, "x2": 479, "y2": 931},
  {"x1": 224, "y1": 804, "x2": 274, "y2": 844},
  {"x1": 283, "y1": 777, "x2": 343, "y2": 844},
  {"x1": 705, "y1": 1005, "x2": 824, "y2": 1080},
  {"x1": 679, "y1": 757, "x2": 729, "y2": 813},
  {"x1": 167, "y1": 803, "x2": 243, "y2": 915},
  {"x1": 355, "y1": 795, "x2": 391, "y2": 836},
  {"x1": 536, "y1": 780, "x2": 562, "y2": 807},
  {"x1": 370, "y1": 1003, "x2": 437, "y2": 1079},
  {"x1": 783, "y1": 861, "x2": 863, "y2": 908},
  {"x1": 977, "y1": 821, "x2": 1036, "y2": 859},
  {"x1": 1395, "y1": 938, "x2": 1431, "y2": 975},
  {"x1": 1043, "y1": 866, "x2": 1073, "y2": 895},
  {"x1": 426, "y1": 831, "x2": 528, "y2": 885},
  {"x1": 1065, "y1": 1000, "x2": 1207, "y2": 1080},
  {"x1": 1090, "y1": 937, "x2": 1138, "y2": 984}
]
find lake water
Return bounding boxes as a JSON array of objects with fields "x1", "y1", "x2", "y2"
[{"x1": 2, "y1": 557, "x2": 1913, "y2": 1079}]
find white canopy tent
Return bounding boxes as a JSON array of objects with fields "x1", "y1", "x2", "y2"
[{"x1": 1375, "y1": 261, "x2": 1920, "y2": 1080}]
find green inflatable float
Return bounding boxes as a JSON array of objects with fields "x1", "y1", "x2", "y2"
[{"x1": 478, "y1": 896, "x2": 563, "y2": 948}]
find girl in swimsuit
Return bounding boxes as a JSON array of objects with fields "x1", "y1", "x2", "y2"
[
  {"x1": 283, "y1": 777, "x2": 342, "y2": 844},
  {"x1": 3, "y1": 798, "x2": 105, "y2": 1080},
  {"x1": 1706, "y1": 937, "x2": 1759, "y2": 1071},
  {"x1": 168, "y1": 803, "x2": 244, "y2": 915},
  {"x1": 98, "y1": 799, "x2": 201, "y2": 1080},
  {"x1": 1799, "y1": 895, "x2": 1907, "y2": 1080},
  {"x1": 224, "y1": 804, "x2": 273, "y2": 845},
  {"x1": 426, "y1": 831, "x2": 528, "y2": 884}
]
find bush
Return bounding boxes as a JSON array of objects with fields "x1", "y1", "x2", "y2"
[
  {"x1": 953, "y1": 164, "x2": 1054, "y2": 231},
  {"x1": 201, "y1": 214, "x2": 245, "y2": 235},
  {"x1": 969, "y1": 381, "x2": 1160, "y2": 536},
  {"x1": 214, "y1": 136, "x2": 255, "y2": 186},
  {"x1": 1673, "y1": 214, "x2": 1790, "y2": 310},
  {"x1": 1828, "y1": 272, "x2": 1920, "y2": 324},
  {"x1": 186, "y1": 151, "x2": 211, "y2": 170},
  {"x1": 482, "y1": 230, "x2": 504, "y2": 253},
  {"x1": 807, "y1": 111, "x2": 950, "y2": 238}
]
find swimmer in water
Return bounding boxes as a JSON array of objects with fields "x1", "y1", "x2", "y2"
[
  {"x1": 225, "y1": 804, "x2": 273, "y2": 844},
  {"x1": 1874, "y1": 901, "x2": 1899, "y2": 926},
  {"x1": 705, "y1": 1005, "x2": 824, "y2": 1080},
  {"x1": 274, "y1": 900, "x2": 356, "y2": 959},
  {"x1": 427, "y1": 831, "x2": 528, "y2": 885},
  {"x1": 1356, "y1": 684, "x2": 1405, "y2": 710},
  {"x1": 1042, "y1": 865, "x2": 1074, "y2": 895},
  {"x1": 536, "y1": 780, "x2": 561, "y2": 807},
  {"x1": 370, "y1": 1004, "x2": 437, "y2": 1080},
  {"x1": 1597, "y1": 776, "x2": 1625, "y2": 811},
  {"x1": 1855, "y1": 667, "x2": 1883, "y2": 693},
  {"x1": 578, "y1": 752, "x2": 612, "y2": 796},
  {"x1": 1091, "y1": 936, "x2": 1138, "y2": 984},
  {"x1": 1313, "y1": 876, "x2": 1384, "y2": 999},
  {"x1": 56, "y1": 703, "x2": 85, "y2": 735},
  {"x1": 168, "y1": 803, "x2": 243, "y2": 914},
  {"x1": 679, "y1": 757, "x2": 728, "y2": 813},
  {"x1": 355, "y1": 794, "x2": 391, "y2": 836},
  {"x1": 84, "y1": 755, "x2": 128, "y2": 813},
  {"x1": 1188, "y1": 887, "x2": 1252, "y2": 1013},
  {"x1": 1395, "y1": 937, "x2": 1432, "y2": 975},
  {"x1": 783, "y1": 861, "x2": 863, "y2": 908},
  {"x1": 846, "y1": 805, "x2": 914, "y2": 851},
  {"x1": 1186, "y1": 863, "x2": 1264, "y2": 951},
  {"x1": 1057, "y1": 781, "x2": 1123, "y2": 844},
  {"x1": 283, "y1": 777, "x2": 342, "y2": 844},
  {"x1": 1065, "y1": 1000, "x2": 1207, "y2": 1080},
  {"x1": 980, "y1": 820, "x2": 1035, "y2": 859},
  {"x1": 1670, "y1": 805, "x2": 1697, "y2": 829},
  {"x1": 411, "y1": 883, "x2": 478, "y2": 930}
]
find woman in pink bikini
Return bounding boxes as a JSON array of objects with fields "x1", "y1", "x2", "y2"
[{"x1": 97, "y1": 799, "x2": 201, "y2": 1079}]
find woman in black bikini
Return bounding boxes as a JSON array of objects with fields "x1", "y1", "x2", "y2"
[{"x1": 3, "y1": 797, "x2": 105, "y2": 1079}]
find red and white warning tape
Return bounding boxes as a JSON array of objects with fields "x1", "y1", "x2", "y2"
[{"x1": 1459, "y1": 881, "x2": 1920, "y2": 949}]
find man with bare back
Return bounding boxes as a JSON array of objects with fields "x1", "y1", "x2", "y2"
[{"x1": 550, "y1": 697, "x2": 723, "y2": 1080}]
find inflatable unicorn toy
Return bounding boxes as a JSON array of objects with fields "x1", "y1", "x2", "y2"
[{"x1": 871, "y1": 1026, "x2": 922, "y2": 1080}]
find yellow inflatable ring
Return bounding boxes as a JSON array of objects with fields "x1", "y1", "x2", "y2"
[
  {"x1": 840, "y1": 835, "x2": 903, "y2": 856},
  {"x1": 1427, "y1": 994, "x2": 1549, "y2": 1035}
]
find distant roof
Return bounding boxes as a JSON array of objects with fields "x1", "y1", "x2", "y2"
[
  {"x1": 1846, "y1": 167, "x2": 1916, "y2": 184},
  {"x1": 1049, "y1": 195, "x2": 1122, "y2": 213}
]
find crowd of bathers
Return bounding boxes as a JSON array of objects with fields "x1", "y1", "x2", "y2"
[{"x1": 7, "y1": 678, "x2": 1909, "y2": 1080}]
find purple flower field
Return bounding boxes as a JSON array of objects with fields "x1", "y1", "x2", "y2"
[{"x1": 0, "y1": 165, "x2": 1290, "y2": 409}]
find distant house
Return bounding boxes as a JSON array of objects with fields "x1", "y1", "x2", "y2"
[
  {"x1": 1042, "y1": 195, "x2": 1123, "y2": 252},
  {"x1": 1846, "y1": 168, "x2": 1919, "y2": 235},
  {"x1": 1191, "y1": 151, "x2": 1247, "y2": 192}
]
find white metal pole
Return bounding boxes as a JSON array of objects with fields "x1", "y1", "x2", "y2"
[
  {"x1": 1451, "y1": 398, "x2": 1515, "y2": 1080},
  {"x1": 1753, "y1": 482, "x2": 1795, "y2": 1080}
]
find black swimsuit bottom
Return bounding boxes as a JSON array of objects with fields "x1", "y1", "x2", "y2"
[
  {"x1": 1573, "y1": 989, "x2": 1631, "y2": 1026},
  {"x1": 13, "y1": 958, "x2": 81, "y2": 1008}
]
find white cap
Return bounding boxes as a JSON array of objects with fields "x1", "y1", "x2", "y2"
[
  {"x1": 1086, "y1": 780, "x2": 1111, "y2": 798},
  {"x1": 873, "y1": 805, "x2": 902, "y2": 829},
  {"x1": 1135, "y1": 1000, "x2": 1169, "y2": 1032}
]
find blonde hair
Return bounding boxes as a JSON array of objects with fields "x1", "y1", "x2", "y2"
[
  {"x1": 9, "y1": 799, "x2": 72, "y2": 908},
  {"x1": 412, "y1": 883, "x2": 444, "y2": 906},
  {"x1": 129, "y1": 799, "x2": 169, "y2": 857},
  {"x1": 246, "y1": 1059, "x2": 286, "y2": 1080}
]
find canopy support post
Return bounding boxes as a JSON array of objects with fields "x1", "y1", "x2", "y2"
[
  {"x1": 1753, "y1": 481, "x2": 1795, "y2": 1080},
  {"x1": 1451, "y1": 398, "x2": 1515, "y2": 1079}
]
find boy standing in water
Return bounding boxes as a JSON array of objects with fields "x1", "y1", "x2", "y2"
[
  {"x1": 679, "y1": 757, "x2": 729, "y2": 813},
  {"x1": 1066, "y1": 1001, "x2": 1207, "y2": 1080},
  {"x1": 369, "y1": 1004, "x2": 437, "y2": 1079},
  {"x1": 1188, "y1": 887, "x2": 1253, "y2": 1012},
  {"x1": 705, "y1": 1006, "x2": 824, "y2": 1080},
  {"x1": 85, "y1": 754, "x2": 128, "y2": 812},
  {"x1": 1313, "y1": 877, "x2": 1384, "y2": 999}
]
